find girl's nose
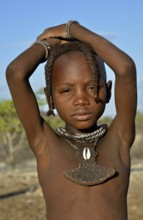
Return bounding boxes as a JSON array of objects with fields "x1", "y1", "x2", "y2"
[{"x1": 73, "y1": 90, "x2": 90, "y2": 106}]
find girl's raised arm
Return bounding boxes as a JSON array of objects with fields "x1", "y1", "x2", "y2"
[{"x1": 6, "y1": 38, "x2": 61, "y2": 152}]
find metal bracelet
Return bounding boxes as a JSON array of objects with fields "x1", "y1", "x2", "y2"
[
  {"x1": 32, "y1": 40, "x2": 51, "y2": 60},
  {"x1": 64, "y1": 20, "x2": 79, "y2": 39}
]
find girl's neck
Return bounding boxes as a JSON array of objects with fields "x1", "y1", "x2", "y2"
[{"x1": 65, "y1": 124, "x2": 98, "y2": 134}]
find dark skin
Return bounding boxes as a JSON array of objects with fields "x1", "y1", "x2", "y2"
[{"x1": 6, "y1": 22, "x2": 137, "y2": 220}]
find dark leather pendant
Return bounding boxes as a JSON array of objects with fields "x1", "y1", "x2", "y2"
[{"x1": 63, "y1": 145, "x2": 115, "y2": 186}]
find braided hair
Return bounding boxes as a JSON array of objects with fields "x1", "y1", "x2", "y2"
[{"x1": 45, "y1": 41, "x2": 106, "y2": 115}]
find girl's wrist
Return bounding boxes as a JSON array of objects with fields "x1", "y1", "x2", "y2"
[
  {"x1": 31, "y1": 40, "x2": 51, "y2": 62},
  {"x1": 64, "y1": 20, "x2": 79, "y2": 39}
]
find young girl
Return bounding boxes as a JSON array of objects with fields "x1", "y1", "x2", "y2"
[{"x1": 6, "y1": 21, "x2": 137, "y2": 220}]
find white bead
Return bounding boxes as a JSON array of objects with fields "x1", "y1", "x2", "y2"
[{"x1": 83, "y1": 148, "x2": 91, "y2": 160}]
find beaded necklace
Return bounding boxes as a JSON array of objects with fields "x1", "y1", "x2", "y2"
[{"x1": 56, "y1": 124, "x2": 115, "y2": 186}]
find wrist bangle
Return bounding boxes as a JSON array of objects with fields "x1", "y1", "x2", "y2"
[
  {"x1": 64, "y1": 20, "x2": 79, "y2": 39},
  {"x1": 32, "y1": 40, "x2": 51, "y2": 60}
]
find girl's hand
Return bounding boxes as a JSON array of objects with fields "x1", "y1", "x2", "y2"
[
  {"x1": 37, "y1": 24, "x2": 66, "y2": 41},
  {"x1": 44, "y1": 37, "x2": 69, "y2": 47}
]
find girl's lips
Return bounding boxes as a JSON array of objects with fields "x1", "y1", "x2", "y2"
[{"x1": 72, "y1": 113, "x2": 93, "y2": 121}]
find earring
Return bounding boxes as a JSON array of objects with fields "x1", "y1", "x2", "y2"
[{"x1": 47, "y1": 96, "x2": 55, "y2": 116}]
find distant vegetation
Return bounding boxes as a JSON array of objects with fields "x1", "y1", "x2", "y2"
[{"x1": 135, "y1": 112, "x2": 143, "y2": 123}]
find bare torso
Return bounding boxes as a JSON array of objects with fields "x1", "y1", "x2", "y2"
[{"x1": 36, "y1": 123, "x2": 130, "y2": 220}]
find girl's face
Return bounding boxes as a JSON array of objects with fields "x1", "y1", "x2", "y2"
[{"x1": 51, "y1": 51, "x2": 109, "y2": 133}]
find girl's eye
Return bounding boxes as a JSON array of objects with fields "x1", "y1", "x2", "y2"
[
  {"x1": 87, "y1": 86, "x2": 95, "y2": 95},
  {"x1": 88, "y1": 86, "x2": 93, "y2": 90},
  {"x1": 61, "y1": 88, "x2": 71, "y2": 93},
  {"x1": 87, "y1": 86, "x2": 94, "y2": 92}
]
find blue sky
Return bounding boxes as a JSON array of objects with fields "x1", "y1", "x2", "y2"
[{"x1": 0, "y1": 0, "x2": 143, "y2": 116}]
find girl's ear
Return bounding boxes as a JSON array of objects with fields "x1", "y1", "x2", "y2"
[{"x1": 106, "y1": 80, "x2": 112, "y2": 103}]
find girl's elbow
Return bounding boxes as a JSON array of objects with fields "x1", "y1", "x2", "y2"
[
  {"x1": 6, "y1": 63, "x2": 24, "y2": 82},
  {"x1": 6, "y1": 64, "x2": 15, "y2": 83},
  {"x1": 119, "y1": 58, "x2": 136, "y2": 77},
  {"x1": 124, "y1": 58, "x2": 136, "y2": 75}
]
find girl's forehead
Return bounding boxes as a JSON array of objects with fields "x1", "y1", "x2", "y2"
[
  {"x1": 52, "y1": 50, "x2": 106, "y2": 83},
  {"x1": 53, "y1": 51, "x2": 89, "y2": 73},
  {"x1": 54, "y1": 51, "x2": 86, "y2": 64},
  {"x1": 52, "y1": 53, "x2": 93, "y2": 81}
]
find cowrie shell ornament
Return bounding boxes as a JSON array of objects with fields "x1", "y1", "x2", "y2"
[{"x1": 83, "y1": 148, "x2": 91, "y2": 160}]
